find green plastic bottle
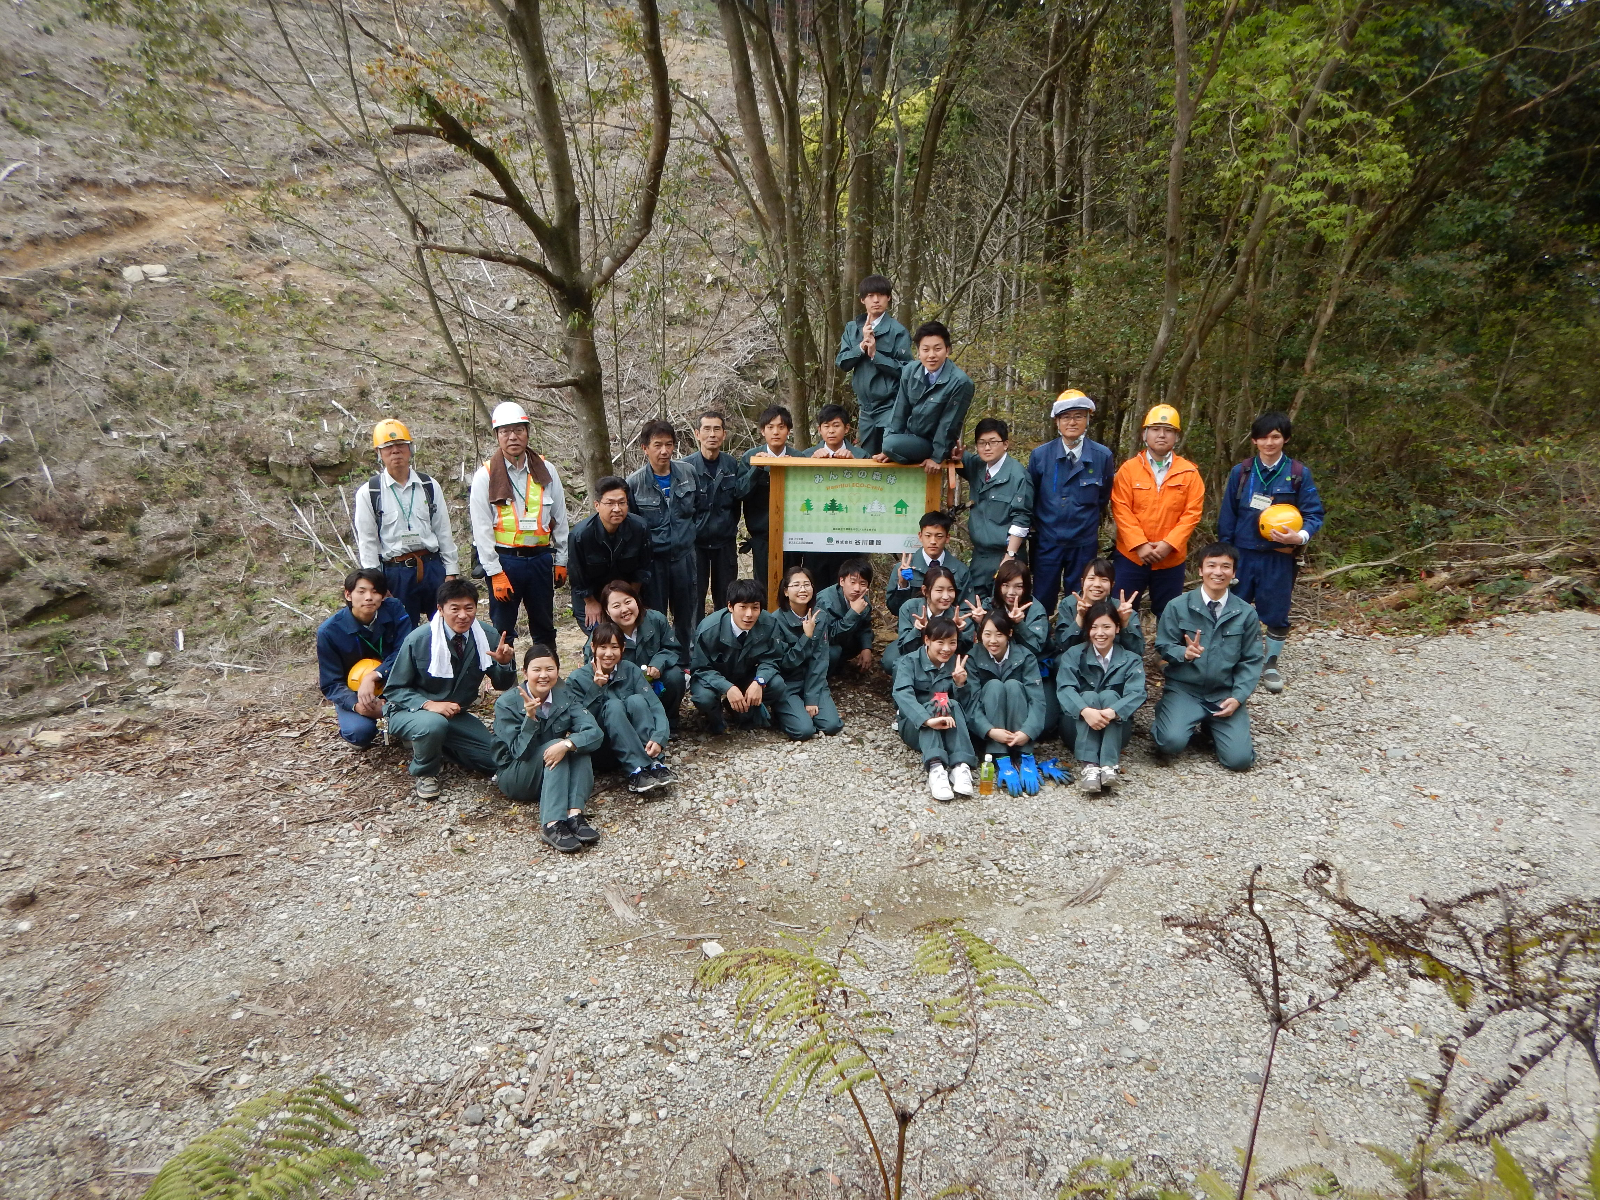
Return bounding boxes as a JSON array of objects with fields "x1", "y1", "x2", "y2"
[{"x1": 978, "y1": 754, "x2": 996, "y2": 796}]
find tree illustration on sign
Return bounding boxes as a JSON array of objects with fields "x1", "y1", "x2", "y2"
[
  {"x1": 866, "y1": 500, "x2": 886, "y2": 514},
  {"x1": 824, "y1": 498, "x2": 845, "y2": 513},
  {"x1": 800, "y1": 498, "x2": 814, "y2": 513},
  {"x1": 894, "y1": 499, "x2": 909, "y2": 515}
]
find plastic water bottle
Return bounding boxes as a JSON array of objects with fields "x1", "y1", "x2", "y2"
[{"x1": 978, "y1": 754, "x2": 996, "y2": 796}]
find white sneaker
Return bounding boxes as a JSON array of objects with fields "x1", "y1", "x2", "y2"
[
  {"x1": 927, "y1": 764, "x2": 955, "y2": 802},
  {"x1": 949, "y1": 763, "x2": 974, "y2": 797},
  {"x1": 416, "y1": 775, "x2": 442, "y2": 800},
  {"x1": 1078, "y1": 765, "x2": 1101, "y2": 793},
  {"x1": 1099, "y1": 765, "x2": 1119, "y2": 787}
]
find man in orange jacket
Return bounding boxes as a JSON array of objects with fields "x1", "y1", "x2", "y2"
[{"x1": 1109, "y1": 405, "x2": 1205, "y2": 619}]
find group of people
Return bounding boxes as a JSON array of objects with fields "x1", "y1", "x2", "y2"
[{"x1": 315, "y1": 274, "x2": 1326, "y2": 850}]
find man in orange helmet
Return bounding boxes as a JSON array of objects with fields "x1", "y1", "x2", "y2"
[
  {"x1": 353, "y1": 418, "x2": 460, "y2": 624},
  {"x1": 1109, "y1": 405, "x2": 1205, "y2": 621}
]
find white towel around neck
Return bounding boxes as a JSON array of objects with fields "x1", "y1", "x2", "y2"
[{"x1": 428, "y1": 612, "x2": 493, "y2": 679}]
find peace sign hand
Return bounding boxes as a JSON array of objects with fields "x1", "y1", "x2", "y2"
[
  {"x1": 1183, "y1": 630, "x2": 1205, "y2": 661},
  {"x1": 951, "y1": 654, "x2": 969, "y2": 687},
  {"x1": 802, "y1": 610, "x2": 817, "y2": 638},
  {"x1": 965, "y1": 595, "x2": 987, "y2": 624},
  {"x1": 489, "y1": 630, "x2": 516, "y2": 664},
  {"x1": 1117, "y1": 590, "x2": 1136, "y2": 621},
  {"x1": 912, "y1": 610, "x2": 929, "y2": 631}
]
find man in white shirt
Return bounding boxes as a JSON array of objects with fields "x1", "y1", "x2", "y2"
[
  {"x1": 353, "y1": 419, "x2": 461, "y2": 623},
  {"x1": 468, "y1": 402, "x2": 569, "y2": 651}
]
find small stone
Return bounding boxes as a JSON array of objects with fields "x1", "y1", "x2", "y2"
[
  {"x1": 15, "y1": 920, "x2": 32, "y2": 932},
  {"x1": 467, "y1": 1175, "x2": 479, "y2": 1188},
  {"x1": 563, "y1": 1171, "x2": 580, "y2": 1184},
  {"x1": 525, "y1": 1131, "x2": 556, "y2": 1158},
  {"x1": 415, "y1": 1151, "x2": 435, "y2": 1166},
  {"x1": 414, "y1": 1167, "x2": 436, "y2": 1182},
  {"x1": 145, "y1": 651, "x2": 165, "y2": 668},
  {"x1": 461, "y1": 1105, "x2": 485, "y2": 1126},
  {"x1": 701, "y1": 940, "x2": 724, "y2": 958},
  {"x1": 141, "y1": 263, "x2": 168, "y2": 278},
  {"x1": 121, "y1": 265, "x2": 145, "y2": 283},
  {"x1": 495, "y1": 1086, "x2": 526, "y2": 1106},
  {"x1": 628, "y1": 1111, "x2": 643, "y2": 1125},
  {"x1": 1130, "y1": 1018, "x2": 1150, "y2": 1034}
]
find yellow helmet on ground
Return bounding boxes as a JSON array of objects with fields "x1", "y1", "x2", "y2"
[
  {"x1": 372, "y1": 419, "x2": 412, "y2": 448},
  {"x1": 1143, "y1": 404, "x2": 1181, "y2": 430},
  {"x1": 347, "y1": 658, "x2": 384, "y2": 693},
  {"x1": 1259, "y1": 503, "x2": 1303, "y2": 540}
]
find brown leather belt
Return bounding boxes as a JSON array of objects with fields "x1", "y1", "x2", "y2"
[{"x1": 385, "y1": 549, "x2": 435, "y2": 582}]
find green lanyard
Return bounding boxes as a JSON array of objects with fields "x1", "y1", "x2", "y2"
[
  {"x1": 356, "y1": 628, "x2": 384, "y2": 659},
  {"x1": 389, "y1": 480, "x2": 419, "y2": 530},
  {"x1": 1253, "y1": 456, "x2": 1287, "y2": 492}
]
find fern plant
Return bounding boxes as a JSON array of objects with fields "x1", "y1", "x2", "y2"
[
  {"x1": 141, "y1": 1075, "x2": 377, "y2": 1200},
  {"x1": 695, "y1": 916, "x2": 1044, "y2": 1200}
]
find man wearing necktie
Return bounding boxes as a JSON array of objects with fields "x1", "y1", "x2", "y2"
[
  {"x1": 1028, "y1": 390, "x2": 1116, "y2": 617},
  {"x1": 1151, "y1": 542, "x2": 1264, "y2": 771}
]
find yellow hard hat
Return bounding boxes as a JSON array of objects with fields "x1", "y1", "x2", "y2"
[
  {"x1": 1143, "y1": 404, "x2": 1181, "y2": 430},
  {"x1": 347, "y1": 658, "x2": 384, "y2": 693},
  {"x1": 1259, "y1": 503, "x2": 1303, "y2": 540},
  {"x1": 372, "y1": 419, "x2": 412, "y2": 449}
]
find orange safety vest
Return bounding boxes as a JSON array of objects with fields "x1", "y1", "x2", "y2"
[{"x1": 486, "y1": 459, "x2": 552, "y2": 548}]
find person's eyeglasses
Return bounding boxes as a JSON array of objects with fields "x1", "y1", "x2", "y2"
[{"x1": 975, "y1": 438, "x2": 1006, "y2": 449}]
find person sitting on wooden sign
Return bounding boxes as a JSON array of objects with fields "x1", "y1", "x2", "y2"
[{"x1": 875, "y1": 320, "x2": 974, "y2": 472}]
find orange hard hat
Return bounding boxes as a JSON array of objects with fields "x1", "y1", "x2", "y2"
[
  {"x1": 1259, "y1": 503, "x2": 1303, "y2": 540},
  {"x1": 346, "y1": 658, "x2": 384, "y2": 693}
]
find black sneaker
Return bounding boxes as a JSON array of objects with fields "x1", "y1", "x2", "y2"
[
  {"x1": 542, "y1": 819, "x2": 582, "y2": 854},
  {"x1": 626, "y1": 769, "x2": 652, "y2": 794},
  {"x1": 569, "y1": 813, "x2": 601, "y2": 845},
  {"x1": 649, "y1": 763, "x2": 676, "y2": 787}
]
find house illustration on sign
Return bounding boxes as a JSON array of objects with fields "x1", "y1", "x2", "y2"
[{"x1": 893, "y1": 499, "x2": 909, "y2": 515}]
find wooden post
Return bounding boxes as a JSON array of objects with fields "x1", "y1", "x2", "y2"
[
  {"x1": 767, "y1": 465, "x2": 786, "y2": 610},
  {"x1": 925, "y1": 467, "x2": 942, "y2": 518}
]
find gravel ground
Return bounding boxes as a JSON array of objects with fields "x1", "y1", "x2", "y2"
[{"x1": 1, "y1": 608, "x2": 1597, "y2": 1199}]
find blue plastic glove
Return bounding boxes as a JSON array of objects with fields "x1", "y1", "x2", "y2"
[
  {"x1": 1036, "y1": 757, "x2": 1071, "y2": 785},
  {"x1": 995, "y1": 755, "x2": 1023, "y2": 796},
  {"x1": 1018, "y1": 753, "x2": 1041, "y2": 795}
]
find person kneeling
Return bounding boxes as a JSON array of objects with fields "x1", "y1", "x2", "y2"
[
  {"x1": 570, "y1": 621, "x2": 675, "y2": 795},
  {"x1": 1057, "y1": 599, "x2": 1147, "y2": 793},
  {"x1": 892, "y1": 616, "x2": 977, "y2": 803},
  {"x1": 1151, "y1": 542, "x2": 1263, "y2": 772},
  {"x1": 316, "y1": 567, "x2": 413, "y2": 748},
  {"x1": 494, "y1": 645, "x2": 605, "y2": 853},
  {"x1": 384, "y1": 578, "x2": 517, "y2": 799},
  {"x1": 689, "y1": 578, "x2": 816, "y2": 740},
  {"x1": 773, "y1": 565, "x2": 844, "y2": 736},
  {"x1": 966, "y1": 611, "x2": 1047, "y2": 795}
]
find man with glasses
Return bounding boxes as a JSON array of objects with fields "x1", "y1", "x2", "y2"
[
  {"x1": 567, "y1": 476, "x2": 653, "y2": 631},
  {"x1": 1028, "y1": 390, "x2": 1114, "y2": 617},
  {"x1": 353, "y1": 419, "x2": 460, "y2": 625},
  {"x1": 959, "y1": 417, "x2": 1033, "y2": 599}
]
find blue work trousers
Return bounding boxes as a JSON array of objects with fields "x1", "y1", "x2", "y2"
[
  {"x1": 490, "y1": 549, "x2": 556, "y2": 649},
  {"x1": 1034, "y1": 540, "x2": 1101, "y2": 620},
  {"x1": 1233, "y1": 548, "x2": 1298, "y2": 632},
  {"x1": 1111, "y1": 552, "x2": 1185, "y2": 618},
  {"x1": 384, "y1": 553, "x2": 445, "y2": 625}
]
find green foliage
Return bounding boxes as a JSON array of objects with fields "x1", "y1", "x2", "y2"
[
  {"x1": 1057, "y1": 1155, "x2": 1190, "y2": 1200},
  {"x1": 912, "y1": 917, "x2": 1042, "y2": 1021},
  {"x1": 140, "y1": 1075, "x2": 376, "y2": 1200}
]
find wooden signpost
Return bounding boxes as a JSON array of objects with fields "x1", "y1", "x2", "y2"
[{"x1": 749, "y1": 456, "x2": 944, "y2": 607}]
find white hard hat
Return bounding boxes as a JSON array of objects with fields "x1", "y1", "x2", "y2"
[
  {"x1": 1050, "y1": 389, "x2": 1096, "y2": 417},
  {"x1": 491, "y1": 401, "x2": 531, "y2": 429}
]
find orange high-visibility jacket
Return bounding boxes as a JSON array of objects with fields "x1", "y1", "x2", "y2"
[{"x1": 1110, "y1": 452, "x2": 1205, "y2": 570}]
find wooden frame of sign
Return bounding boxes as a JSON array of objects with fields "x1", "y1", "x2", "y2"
[{"x1": 749, "y1": 456, "x2": 946, "y2": 609}]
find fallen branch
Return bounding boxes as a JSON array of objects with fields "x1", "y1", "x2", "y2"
[{"x1": 1373, "y1": 568, "x2": 1486, "y2": 610}]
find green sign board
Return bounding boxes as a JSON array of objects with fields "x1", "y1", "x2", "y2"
[{"x1": 781, "y1": 464, "x2": 926, "y2": 553}]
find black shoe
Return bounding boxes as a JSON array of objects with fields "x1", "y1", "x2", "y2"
[
  {"x1": 649, "y1": 763, "x2": 676, "y2": 787},
  {"x1": 569, "y1": 814, "x2": 601, "y2": 845},
  {"x1": 542, "y1": 819, "x2": 582, "y2": 854},
  {"x1": 626, "y1": 769, "x2": 652, "y2": 794}
]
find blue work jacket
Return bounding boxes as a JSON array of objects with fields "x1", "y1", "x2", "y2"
[{"x1": 1027, "y1": 437, "x2": 1114, "y2": 549}]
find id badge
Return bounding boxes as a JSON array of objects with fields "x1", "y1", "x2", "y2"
[
  {"x1": 1248, "y1": 492, "x2": 1272, "y2": 512},
  {"x1": 519, "y1": 512, "x2": 543, "y2": 531}
]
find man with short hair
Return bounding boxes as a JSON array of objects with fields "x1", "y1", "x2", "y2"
[
  {"x1": 316, "y1": 567, "x2": 413, "y2": 748},
  {"x1": 1029, "y1": 389, "x2": 1115, "y2": 617},
  {"x1": 815, "y1": 557, "x2": 875, "y2": 674},
  {"x1": 887, "y1": 511, "x2": 971, "y2": 615},
  {"x1": 384, "y1": 578, "x2": 519, "y2": 799},
  {"x1": 685, "y1": 409, "x2": 752, "y2": 618},
  {"x1": 1151, "y1": 543, "x2": 1264, "y2": 772},
  {"x1": 959, "y1": 417, "x2": 1033, "y2": 599},
  {"x1": 567, "y1": 475, "x2": 652, "y2": 630},
  {"x1": 741, "y1": 404, "x2": 795, "y2": 596},
  {"x1": 876, "y1": 321, "x2": 974, "y2": 472},
  {"x1": 1217, "y1": 410, "x2": 1326, "y2": 693},
  {"x1": 626, "y1": 419, "x2": 702, "y2": 666},
  {"x1": 836, "y1": 274, "x2": 914, "y2": 456},
  {"x1": 1109, "y1": 404, "x2": 1205, "y2": 619},
  {"x1": 689, "y1": 578, "x2": 815, "y2": 740},
  {"x1": 353, "y1": 419, "x2": 460, "y2": 624},
  {"x1": 468, "y1": 402, "x2": 570, "y2": 652},
  {"x1": 801, "y1": 403, "x2": 870, "y2": 584}
]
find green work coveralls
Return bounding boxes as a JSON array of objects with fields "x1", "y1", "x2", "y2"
[
  {"x1": 959, "y1": 452, "x2": 1034, "y2": 597},
  {"x1": 963, "y1": 642, "x2": 1047, "y2": 758},
  {"x1": 1056, "y1": 642, "x2": 1147, "y2": 766},
  {"x1": 892, "y1": 648, "x2": 977, "y2": 768},
  {"x1": 384, "y1": 621, "x2": 517, "y2": 778},
  {"x1": 1151, "y1": 588, "x2": 1264, "y2": 772},
  {"x1": 492, "y1": 681, "x2": 604, "y2": 822}
]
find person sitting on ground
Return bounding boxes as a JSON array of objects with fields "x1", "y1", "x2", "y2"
[
  {"x1": 992, "y1": 557, "x2": 1060, "y2": 734},
  {"x1": 1151, "y1": 542, "x2": 1264, "y2": 772},
  {"x1": 964, "y1": 610, "x2": 1047, "y2": 795},
  {"x1": 772, "y1": 564, "x2": 844, "y2": 736},
  {"x1": 591, "y1": 580, "x2": 685, "y2": 734},
  {"x1": 892, "y1": 616, "x2": 977, "y2": 803},
  {"x1": 1053, "y1": 557, "x2": 1143, "y2": 656},
  {"x1": 384, "y1": 577, "x2": 518, "y2": 800},
  {"x1": 567, "y1": 621, "x2": 674, "y2": 795},
  {"x1": 492, "y1": 645, "x2": 605, "y2": 854},
  {"x1": 815, "y1": 556, "x2": 875, "y2": 675},
  {"x1": 316, "y1": 567, "x2": 413, "y2": 749},
  {"x1": 959, "y1": 417, "x2": 1033, "y2": 598},
  {"x1": 1057, "y1": 598, "x2": 1147, "y2": 794},
  {"x1": 689, "y1": 578, "x2": 816, "y2": 740},
  {"x1": 568, "y1": 475, "x2": 652, "y2": 632},
  {"x1": 887, "y1": 511, "x2": 970, "y2": 615},
  {"x1": 883, "y1": 563, "x2": 976, "y2": 675},
  {"x1": 875, "y1": 320, "x2": 974, "y2": 472}
]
